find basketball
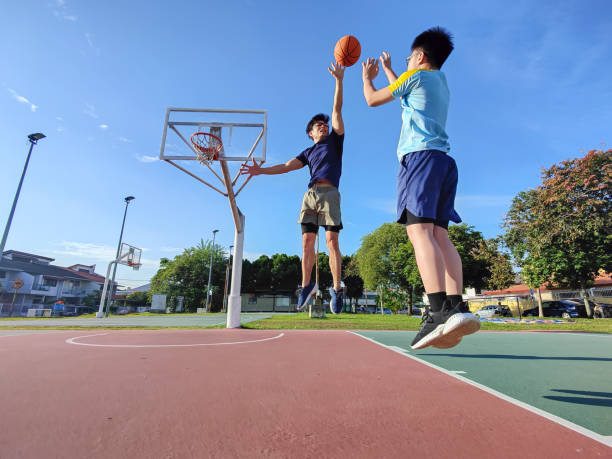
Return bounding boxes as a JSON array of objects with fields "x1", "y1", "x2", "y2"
[{"x1": 334, "y1": 35, "x2": 361, "y2": 67}]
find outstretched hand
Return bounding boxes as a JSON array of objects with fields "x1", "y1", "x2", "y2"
[
  {"x1": 239, "y1": 159, "x2": 261, "y2": 176},
  {"x1": 379, "y1": 51, "x2": 392, "y2": 70},
  {"x1": 362, "y1": 57, "x2": 379, "y2": 81},
  {"x1": 328, "y1": 62, "x2": 345, "y2": 80}
]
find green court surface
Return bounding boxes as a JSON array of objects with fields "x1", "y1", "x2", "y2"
[{"x1": 355, "y1": 331, "x2": 612, "y2": 437}]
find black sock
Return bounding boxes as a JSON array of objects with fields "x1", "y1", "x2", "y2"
[
  {"x1": 427, "y1": 292, "x2": 447, "y2": 312},
  {"x1": 448, "y1": 295, "x2": 462, "y2": 307}
]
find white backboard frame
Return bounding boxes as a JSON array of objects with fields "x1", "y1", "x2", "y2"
[{"x1": 159, "y1": 107, "x2": 267, "y2": 162}]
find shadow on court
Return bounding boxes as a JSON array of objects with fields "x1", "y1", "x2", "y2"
[{"x1": 543, "y1": 389, "x2": 612, "y2": 408}]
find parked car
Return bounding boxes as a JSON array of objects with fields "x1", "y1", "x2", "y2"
[
  {"x1": 374, "y1": 308, "x2": 393, "y2": 315},
  {"x1": 398, "y1": 305, "x2": 423, "y2": 315},
  {"x1": 475, "y1": 304, "x2": 512, "y2": 318},
  {"x1": 522, "y1": 299, "x2": 591, "y2": 319},
  {"x1": 475, "y1": 305, "x2": 499, "y2": 318}
]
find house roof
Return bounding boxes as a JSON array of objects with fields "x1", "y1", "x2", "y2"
[
  {"x1": 2, "y1": 250, "x2": 54, "y2": 262},
  {"x1": 60, "y1": 267, "x2": 105, "y2": 284},
  {"x1": 0, "y1": 259, "x2": 91, "y2": 281},
  {"x1": 483, "y1": 273, "x2": 612, "y2": 296}
]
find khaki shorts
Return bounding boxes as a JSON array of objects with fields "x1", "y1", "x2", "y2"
[{"x1": 298, "y1": 185, "x2": 342, "y2": 227}]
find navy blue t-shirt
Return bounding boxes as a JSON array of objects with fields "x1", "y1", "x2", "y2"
[{"x1": 295, "y1": 130, "x2": 344, "y2": 189}]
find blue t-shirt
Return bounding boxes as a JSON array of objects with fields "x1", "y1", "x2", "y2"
[
  {"x1": 388, "y1": 69, "x2": 450, "y2": 161},
  {"x1": 295, "y1": 130, "x2": 344, "y2": 189}
]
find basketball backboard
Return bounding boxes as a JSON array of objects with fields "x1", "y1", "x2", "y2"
[
  {"x1": 119, "y1": 243, "x2": 142, "y2": 269},
  {"x1": 159, "y1": 108, "x2": 267, "y2": 162}
]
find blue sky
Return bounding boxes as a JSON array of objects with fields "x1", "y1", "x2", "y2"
[{"x1": 1, "y1": 0, "x2": 610, "y2": 288}]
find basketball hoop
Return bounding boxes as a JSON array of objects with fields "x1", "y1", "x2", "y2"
[
  {"x1": 190, "y1": 132, "x2": 223, "y2": 165},
  {"x1": 127, "y1": 261, "x2": 142, "y2": 271}
]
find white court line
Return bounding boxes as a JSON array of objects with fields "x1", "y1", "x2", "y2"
[
  {"x1": 66, "y1": 332, "x2": 284, "y2": 348},
  {"x1": 349, "y1": 331, "x2": 612, "y2": 448},
  {"x1": 0, "y1": 331, "x2": 69, "y2": 338}
]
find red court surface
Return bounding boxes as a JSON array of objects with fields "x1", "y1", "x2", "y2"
[{"x1": 1, "y1": 329, "x2": 610, "y2": 458}]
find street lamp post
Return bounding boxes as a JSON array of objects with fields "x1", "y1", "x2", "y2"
[
  {"x1": 0, "y1": 133, "x2": 46, "y2": 258},
  {"x1": 104, "y1": 196, "x2": 135, "y2": 317},
  {"x1": 223, "y1": 245, "x2": 234, "y2": 313},
  {"x1": 205, "y1": 229, "x2": 219, "y2": 313}
]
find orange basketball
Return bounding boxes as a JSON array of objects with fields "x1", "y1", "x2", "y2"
[{"x1": 334, "y1": 35, "x2": 361, "y2": 67}]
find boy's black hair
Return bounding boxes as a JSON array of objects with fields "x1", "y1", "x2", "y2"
[
  {"x1": 306, "y1": 113, "x2": 330, "y2": 138},
  {"x1": 411, "y1": 26, "x2": 454, "y2": 69}
]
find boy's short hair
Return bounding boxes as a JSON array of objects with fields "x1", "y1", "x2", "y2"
[
  {"x1": 411, "y1": 26, "x2": 454, "y2": 69},
  {"x1": 306, "y1": 113, "x2": 330, "y2": 138}
]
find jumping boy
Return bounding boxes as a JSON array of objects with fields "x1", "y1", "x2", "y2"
[
  {"x1": 361, "y1": 27, "x2": 480, "y2": 349},
  {"x1": 240, "y1": 63, "x2": 346, "y2": 314}
]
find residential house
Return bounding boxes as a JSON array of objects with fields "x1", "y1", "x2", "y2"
[{"x1": 0, "y1": 250, "x2": 106, "y2": 317}]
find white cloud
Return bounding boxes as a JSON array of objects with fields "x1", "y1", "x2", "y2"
[
  {"x1": 161, "y1": 247, "x2": 184, "y2": 253},
  {"x1": 99, "y1": 124, "x2": 109, "y2": 130},
  {"x1": 56, "y1": 116, "x2": 63, "y2": 121},
  {"x1": 57, "y1": 127, "x2": 64, "y2": 133},
  {"x1": 52, "y1": 0, "x2": 77, "y2": 22},
  {"x1": 136, "y1": 154, "x2": 158, "y2": 163},
  {"x1": 84, "y1": 32, "x2": 100, "y2": 55},
  {"x1": 84, "y1": 103, "x2": 98, "y2": 118},
  {"x1": 7, "y1": 88, "x2": 38, "y2": 112},
  {"x1": 50, "y1": 241, "x2": 116, "y2": 261},
  {"x1": 366, "y1": 197, "x2": 395, "y2": 215},
  {"x1": 119, "y1": 137, "x2": 131, "y2": 143}
]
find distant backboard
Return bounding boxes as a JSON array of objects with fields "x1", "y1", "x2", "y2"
[
  {"x1": 119, "y1": 243, "x2": 142, "y2": 268},
  {"x1": 159, "y1": 108, "x2": 267, "y2": 162}
]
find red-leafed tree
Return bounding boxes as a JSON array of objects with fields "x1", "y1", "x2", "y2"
[{"x1": 504, "y1": 149, "x2": 612, "y2": 317}]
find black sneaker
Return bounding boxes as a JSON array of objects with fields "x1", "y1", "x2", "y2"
[
  {"x1": 411, "y1": 305, "x2": 453, "y2": 350},
  {"x1": 441, "y1": 301, "x2": 481, "y2": 341},
  {"x1": 411, "y1": 301, "x2": 479, "y2": 350}
]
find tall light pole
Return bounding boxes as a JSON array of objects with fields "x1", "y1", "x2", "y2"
[
  {"x1": 223, "y1": 244, "x2": 234, "y2": 313},
  {"x1": 0, "y1": 133, "x2": 46, "y2": 259},
  {"x1": 205, "y1": 229, "x2": 219, "y2": 313},
  {"x1": 104, "y1": 196, "x2": 135, "y2": 317}
]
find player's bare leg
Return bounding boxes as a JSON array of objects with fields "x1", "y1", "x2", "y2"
[
  {"x1": 433, "y1": 226, "x2": 462, "y2": 295},
  {"x1": 406, "y1": 223, "x2": 479, "y2": 349},
  {"x1": 325, "y1": 230, "x2": 342, "y2": 290},
  {"x1": 301, "y1": 232, "x2": 316, "y2": 286},
  {"x1": 405, "y1": 223, "x2": 446, "y2": 292},
  {"x1": 326, "y1": 230, "x2": 344, "y2": 314},
  {"x1": 297, "y1": 232, "x2": 317, "y2": 310}
]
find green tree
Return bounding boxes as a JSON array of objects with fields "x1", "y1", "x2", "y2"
[
  {"x1": 82, "y1": 289, "x2": 101, "y2": 307},
  {"x1": 149, "y1": 239, "x2": 228, "y2": 312},
  {"x1": 342, "y1": 255, "x2": 364, "y2": 312},
  {"x1": 126, "y1": 291, "x2": 149, "y2": 305},
  {"x1": 472, "y1": 237, "x2": 515, "y2": 291},
  {"x1": 355, "y1": 223, "x2": 417, "y2": 311},
  {"x1": 270, "y1": 254, "x2": 301, "y2": 291},
  {"x1": 447, "y1": 223, "x2": 490, "y2": 291},
  {"x1": 503, "y1": 149, "x2": 612, "y2": 317}
]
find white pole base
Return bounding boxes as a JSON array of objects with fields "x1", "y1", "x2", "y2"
[
  {"x1": 95, "y1": 312, "x2": 105, "y2": 318},
  {"x1": 226, "y1": 294, "x2": 242, "y2": 328}
]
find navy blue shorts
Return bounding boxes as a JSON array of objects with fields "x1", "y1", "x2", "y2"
[{"x1": 396, "y1": 149, "x2": 461, "y2": 228}]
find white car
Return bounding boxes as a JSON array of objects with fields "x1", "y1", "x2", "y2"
[{"x1": 475, "y1": 305, "x2": 498, "y2": 318}]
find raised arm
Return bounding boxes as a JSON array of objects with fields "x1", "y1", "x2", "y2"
[
  {"x1": 239, "y1": 157, "x2": 304, "y2": 177},
  {"x1": 362, "y1": 58, "x2": 394, "y2": 107},
  {"x1": 328, "y1": 62, "x2": 345, "y2": 135},
  {"x1": 380, "y1": 52, "x2": 399, "y2": 84}
]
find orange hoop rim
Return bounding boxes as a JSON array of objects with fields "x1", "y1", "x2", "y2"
[{"x1": 190, "y1": 132, "x2": 223, "y2": 162}]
